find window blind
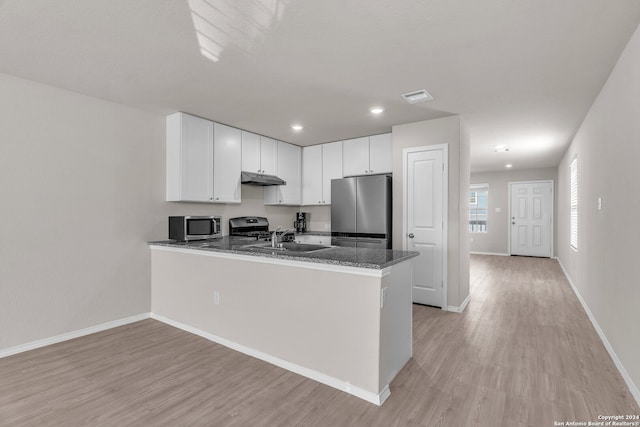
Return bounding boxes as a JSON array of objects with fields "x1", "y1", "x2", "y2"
[
  {"x1": 469, "y1": 184, "x2": 489, "y2": 233},
  {"x1": 570, "y1": 157, "x2": 578, "y2": 250}
]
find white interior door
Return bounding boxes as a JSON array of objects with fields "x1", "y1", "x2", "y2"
[
  {"x1": 404, "y1": 146, "x2": 446, "y2": 308},
  {"x1": 509, "y1": 181, "x2": 553, "y2": 257}
]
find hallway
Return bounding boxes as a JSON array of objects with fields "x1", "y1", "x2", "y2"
[{"x1": 403, "y1": 254, "x2": 639, "y2": 425}]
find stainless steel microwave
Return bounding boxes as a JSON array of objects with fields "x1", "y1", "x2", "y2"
[{"x1": 169, "y1": 216, "x2": 222, "y2": 241}]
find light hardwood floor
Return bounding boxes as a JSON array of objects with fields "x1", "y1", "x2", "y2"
[{"x1": 1, "y1": 255, "x2": 638, "y2": 426}]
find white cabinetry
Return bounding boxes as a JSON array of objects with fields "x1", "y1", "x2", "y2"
[
  {"x1": 295, "y1": 234, "x2": 331, "y2": 245},
  {"x1": 265, "y1": 141, "x2": 301, "y2": 205},
  {"x1": 302, "y1": 145, "x2": 322, "y2": 205},
  {"x1": 342, "y1": 133, "x2": 392, "y2": 177},
  {"x1": 166, "y1": 112, "x2": 214, "y2": 202},
  {"x1": 213, "y1": 123, "x2": 241, "y2": 203},
  {"x1": 369, "y1": 133, "x2": 392, "y2": 174},
  {"x1": 259, "y1": 136, "x2": 278, "y2": 176},
  {"x1": 342, "y1": 137, "x2": 370, "y2": 177},
  {"x1": 166, "y1": 112, "x2": 242, "y2": 203},
  {"x1": 302, "y1": 141, "x2": 343, "y2": 205},
  {"x1": 241, "y1": 131, "x2": 277, "y2": 176},
  {"x1": 322, "y1": 141, "x2": 343, "y2": 203},
  {"x1": 241, "y1": 130, "x2": 260, "y2": 173}
]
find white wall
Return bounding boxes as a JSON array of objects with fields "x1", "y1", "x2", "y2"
[
  {"x1": 0, "y1": 73, "x2": 299, "y2": 352},
  {"x1": 470, "y1": 167, "x2": 558, "y2": 255},
  {"x1": 295, "y1": 205, "x2": 331, "y2": 233},
  {"x1": 0, "y1": 73, "x2": 162, "y2": 349},
  {"x1": 152, "y1": 185, "x2": 299, "y2": 239},
  {"x1": 557, "y1": 24, "x2": 640, "y2": 401},
  {"x1": 391, "y1": 116, "x2": 470, "y2": 308}
]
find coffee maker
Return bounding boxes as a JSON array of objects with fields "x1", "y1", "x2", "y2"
[{"x1": 294, "y1": 212, "x2": 308, "y2": 233}]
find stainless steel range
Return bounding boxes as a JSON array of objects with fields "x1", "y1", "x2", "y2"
[{"x1": 229, "y1": 217, "x2": 295, "y2": 242}]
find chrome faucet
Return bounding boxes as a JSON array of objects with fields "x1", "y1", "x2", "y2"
[
  {"x1": 271, "y1": 226, "x2": 282, "y2": 248},
  {"x1": 271, "y1": 227, "x2": 296, "y2": 248}
]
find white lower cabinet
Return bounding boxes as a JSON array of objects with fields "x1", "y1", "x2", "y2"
[
  {"x1": 264, "y1": 141, "x2": 301, "y2": 205},
  {"x1": 295, "y1": 235, "x2": 330, "y2": 245}
]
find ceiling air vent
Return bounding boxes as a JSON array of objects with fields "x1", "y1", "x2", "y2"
[{"x1": 401, "y1": 89, "x2": 434, "y2": 104}]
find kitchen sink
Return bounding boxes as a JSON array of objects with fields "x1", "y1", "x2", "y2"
[
  {"x1": 240, "y1": 242, "x2": 331, "y2": 253},
  {"x1": 188, "y1": 241, "x2": 224, "y2": 248}
]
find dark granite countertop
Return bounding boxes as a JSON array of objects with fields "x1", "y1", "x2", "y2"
[{"x1": 148, "y1": 236, "x2": 419, "y2": 270}]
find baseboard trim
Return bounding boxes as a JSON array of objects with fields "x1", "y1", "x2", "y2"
[
  {"x1": 557, "y1": 260, "x2": 640, "y2": 408},
  {"x1": 447, "y1": 294, "x2": 471, "y2": 313},
  {"x1": 470, "y1": 251, "x2": 510, "y2": 257},
  {"x1": 0, "y1": 313, "x2": 151, "y2": 359},
  {"x1": 150, "y1": 313, "x2": 390, "y2": 406}
]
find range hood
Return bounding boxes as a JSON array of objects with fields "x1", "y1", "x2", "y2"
[{"x1": 241, "y1": 171, "x2": 286, "y2": 186}]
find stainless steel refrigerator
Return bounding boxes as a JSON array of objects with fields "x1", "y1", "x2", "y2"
[{"x1": 331, "y1": 175, "x2": 392, "y2": 249}]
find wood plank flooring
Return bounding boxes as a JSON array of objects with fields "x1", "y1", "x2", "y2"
[{"x1": 1, "y1": 255, "x2": 638, "y2": 426}]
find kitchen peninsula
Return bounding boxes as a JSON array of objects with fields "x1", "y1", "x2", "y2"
[{"x1": 148, "y1": 238, "x2": 418, "y2": 405}]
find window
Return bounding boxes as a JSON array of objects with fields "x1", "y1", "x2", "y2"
[
  {"x1": 570, "y1": 157, "x2": 578, "y2": 250},
  {"x1": 469, "y1": 184, "x2": 488, "y2": 232},
  {"x1": 469, "y1": 192, "x2": 478, "y2": 205}
]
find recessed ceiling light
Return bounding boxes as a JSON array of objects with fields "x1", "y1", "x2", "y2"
[
  {"x1": 291, "y1": 124, "x2": 303, "y2": 131},
  {"x1": 505, "y1": 164, "x2": 513, "y2": 168},
  {"x1": 493, "y1": 144, "x2": 510, "y2": 152},
  {"x1": 401, "y1": 89, "x2": 434, "y2": 104},
  {"x1": 369, "y1": 106, "x2": 384, "y2": 114}
]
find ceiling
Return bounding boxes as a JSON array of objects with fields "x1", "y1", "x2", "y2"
[{"x1": 1, "y1": 0, "x2": 639, "y2": 173}]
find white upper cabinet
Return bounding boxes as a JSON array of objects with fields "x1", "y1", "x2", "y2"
[
  {"x1": 302, "y1": 145, "x2": 323, "y2": 205},
  {"x1": 167, "y1": 112, "x2": 388, "y2": 206},
  {"x1": 369, "y1": 133, "x2": 392, "y2": 174},
  {"x1": 265, "y1": 141, "x2": 301, "y2": 205},
  {"x1": 342, "y1": 133, "x2": 392, "y2": 176},
  {"x1": 259, "y1": 136, "x2": 278, "y2": 176},
  {"x1": 166, "y1": 112, "x2": 242, "y2": 203},
  {"x1": 213, "y1": 123, "x2": 241, "y2": 203},
  {"x1": 166, "y1": 112, "x2": 214, "y2": 202},
  {"x1": 302, "y1": 141, "x2": 343, "y2": 205},
  {"x1": 342, "y1": 137, "x2": 370, "y2": 177},
  {"x1": 322, "y1": 141, "x2": 343, "y2": 204},
  {"x1": 241, "y1": 131, "x2": 278, "y2": 176},
  {"x1": 241, "y1": 130, "x2": 261, "y2": 172}
]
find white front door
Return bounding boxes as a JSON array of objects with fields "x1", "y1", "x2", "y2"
[
  {"x1": 509, "y1": 181, "x2": 553, "y2": 257},
  {"x1": 404, "y1": 146, "x2": 447, "y2": 308}
]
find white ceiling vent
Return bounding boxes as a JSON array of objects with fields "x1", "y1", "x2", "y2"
[{"x1": 401, "y1": 89, "x2": 434, "y2": 104}]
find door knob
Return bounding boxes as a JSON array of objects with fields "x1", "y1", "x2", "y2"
[{"x1": 408, "y1": 233, "x2": 414, "y2": 238}]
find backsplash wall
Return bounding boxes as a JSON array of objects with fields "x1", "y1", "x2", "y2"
[
  {"x1": 296, "y1": 205, "x2": 331, "y2": 232},
  {"x1": 149, "y1": 183, "x2": 300, "y2": 240}
]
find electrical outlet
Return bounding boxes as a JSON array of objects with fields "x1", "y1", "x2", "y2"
[
  {"x1": 324, "y1": 224, "x2": 330, "y2": 230},
  {"x1": 214, "y1": 291, "x2": 220, "y2": 305},
  {"x1": 380, "y1": 287, "x2": 388, "y2": 308}
]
